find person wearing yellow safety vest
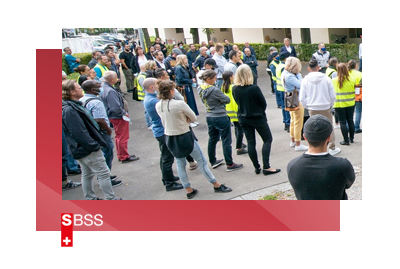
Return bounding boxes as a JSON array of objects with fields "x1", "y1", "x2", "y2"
[
  {"x1": 348, "y1": 59, "x2": 362, "y2": 134},
  {"x1": 276, "y1": 51, "x2": 291, "y2": 132},
  {"x1": 137, "y1": 64, "x2": 153, "y2": 129},
  {"x1": 221, "y1": 70, "x2": 248, "y2": 155},
  {"x1": 93, "y1": 55, "x2": 109, "y2": 79},
  {"x1": 326, "y1": 57, "x2": 338, "y2": 79},
  {"x1": 269, "y1": 51, "x2": 281, "y2": 107},
  {"x1": 332, "y1": 63, "x2": 357, "y2": 146}
]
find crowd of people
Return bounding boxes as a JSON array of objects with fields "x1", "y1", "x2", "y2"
[{"x1": 62, "y1": 37, "x2": 361, "y2": 200}]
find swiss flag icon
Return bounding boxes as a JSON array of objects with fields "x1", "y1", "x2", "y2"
[{"x1": 61, "y1": 213, "x2": 73, "y2": 247}]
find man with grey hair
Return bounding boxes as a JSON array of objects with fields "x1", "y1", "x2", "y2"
[
  {"x1": 280, "y1": 38, "x2": 297, "y2": 57},
  {"x1": 243, "y1": 47, "x2": 258, "y2": 85},
  {"x1": 88, "y1": 50, "x2": 102, "y2": 69},
  {"x1": 193, "y1": 47, "x2": 210, "y2": 71},
  {"x1": 100, "y1": 71, "x2": 140, "y2": 163},
  {"x1": 143, "y1": 78, "x2": 184, "y2": 191},
  {"x1": 312, "y1": 42, "x2": 331, "y2": 73}
]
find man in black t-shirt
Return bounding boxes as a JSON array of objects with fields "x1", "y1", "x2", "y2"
[
  {"x1": 119, "y1": 44, "x2": 135, "y2": 91},
  {"x1": 287, "y1": 115, "x2": 355, "y2": 200}
]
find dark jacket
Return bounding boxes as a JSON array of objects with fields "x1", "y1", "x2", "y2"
[
  {"x1": 224, "y1": 44, "x2": 233, "y2": 59},
  {"x1": 174, "y1": 65, "x2": 193, "y2": 86},
  {"x1": 193, "y1": 55, "x2": 210, "y2": 70},
  {"x1": 99, "y1": 82, "x2": 126, "y2": 119},
  {"x1": 243, "y1": 54, "x2": 258, "y2": 75},
  {"x1": 164, "y1": 55, "x2": 177, "y2": 80},
  {"x1": 153, "y1": 42, "x2": 168, "y2": 57},
  {"x1": 62, "y1": 100, "x2": 107, "y2": 160},
  {"x1": 280, "y1": 45, "x2": 297, "y2": 58},
  {"x1": 187, "y1": 50, "x2": 200, "y2": 66},
  {"x1": 130, "y1": 54, "x2": 152, "y2": 74}
]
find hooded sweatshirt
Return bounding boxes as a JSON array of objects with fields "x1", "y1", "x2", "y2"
[
  {"x1": 198, "y1": 84, "x2": 230, "y2": 117},
  {"x1": 299, "y1": 71, "x2": 336, "y2": 111}
]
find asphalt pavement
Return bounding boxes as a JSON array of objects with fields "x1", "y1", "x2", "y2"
[{"x1": 62, "y1": 60, "x2": 362, "y2": 200}]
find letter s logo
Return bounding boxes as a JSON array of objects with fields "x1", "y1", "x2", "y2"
[
  {"x1": 61, "y1": 214, "x2": 73, "y2": 226},
  {"x1": 94, "y1": 214, "x2": 103, "y2": 226}
]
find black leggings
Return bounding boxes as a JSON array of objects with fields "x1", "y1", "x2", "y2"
[
  {"x1": 335, "y1": 105, "x2": 355, "y2": 142},
  {"x1": 240, "y1": 118, "x2": 273, "y2": 170}
]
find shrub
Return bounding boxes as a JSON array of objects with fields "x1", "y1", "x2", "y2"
[
  {"x1": 165, "y1": 43, "x2": 358, "y2": 62},
  {"x1": 62, "y1": 52, "x2": 92, "y2": 75}
]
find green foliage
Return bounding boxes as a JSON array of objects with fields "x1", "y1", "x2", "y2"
[
  {"x1": 62, "y1": 52, "x2": 92, "y2": 75},
  {"x1": 67, "y1": 72, "x2": 79, "y2": 81},
  {"x1": 165, "y1": 43, "x2": 358, "y2": 63}
]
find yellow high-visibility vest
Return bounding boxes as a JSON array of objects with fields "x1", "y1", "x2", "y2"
[
  {"x1": 270, "y1": 60, "x2": 279, "y2": 82},
  {"x1": 222, "y1": 84, "x2": 238, "y2": 122},
  {"x1": 332, "y1": 77, "x2": 356, "y2": 108},
  {"x1": 137, "y1": 72, "x2": 147, "y2": 101},
  {"x1": 276, "y1": 61, "x2": 286, "y2": 92},
  {"x1": 94, "y1": 64, "x2": 109, "y2": 78},
  {"x1": 326, "y1": 67, "x2": 336, "y2": 79}
]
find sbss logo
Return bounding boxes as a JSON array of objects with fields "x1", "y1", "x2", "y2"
[{"x1": 61, "y1": 214, "x2": 103, "y2": 227}]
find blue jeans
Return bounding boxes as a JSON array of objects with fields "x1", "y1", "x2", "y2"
[
  {"x1": 206, "y1": 116, "x2": 233, "y2": 166},
  {"x1": 215, "y1": 78, "x2": 223, "y2": 89},
  {"x1": 355, "y1": 101, "x2": 362, "y2": 130},
  {"x1": 175, "y1": 140, "x2": 217, "y2": 188},
  {"x1": 66, "y1": 151, "x2": 79, "y2": 172},
  {"x1": 101, "y1": 132, "x2": 114, "y2": 171},
  {"x1": 276, "y1": 90, "x2": 290, "y2": 125}
]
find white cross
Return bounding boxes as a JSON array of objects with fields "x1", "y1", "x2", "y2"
[{"x1": 63, "y1": 237, "x2": 72, "y2": 245}]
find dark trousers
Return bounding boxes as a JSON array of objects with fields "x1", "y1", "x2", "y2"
[
  {"x1": 101, "y1": 132, "x2": 114, "y2": 171},
  {"x1": 240, "y1": 117, "x2": 273, "y2": 170},
  {"x1": 233, "y1": 121, "x2": 245, "y2": 149},
  {"x1": 156, "y1": 135, "x2": 175, "y2": 186},
  {"x1": 62, "y1": 129, "x2": 68, "y2": 181},
  {"x1": 206, "y1": 116, "x2": 233, "y2": 166},
  {"x1": 335, "y1": 105, "x2": 355, "y2": 142}
]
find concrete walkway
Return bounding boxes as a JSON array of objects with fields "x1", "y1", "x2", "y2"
[{"x1": 63, "y1": 60, "x2": 362, "y2": 200}]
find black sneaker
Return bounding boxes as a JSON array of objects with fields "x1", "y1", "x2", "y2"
[
  {"x1": 226, "y1": 163, "x2": 244, "y2": 172},
  {"x1": 236, "y1": 148, "x2": 248, "y2": 155},
  {"x1": 166, "y1": 182, "x2": 184, "y2": 192},
  {"x1": 62, "y1": 180, "x2": 82, "y2": 191},
  {"x1": 111, "y1": 180, "x2": 122, "y2": 187},
  {"x1": 110, "y1": 175, "x2": 118, "y2": 180},
  {"x1": 211, "y1": 159, "x2": 224, "y2": 169},
  {"x1": 187, "y1": 189, "x2": 198, "y2": 199},
  {"x1": 214, "y1": 184, "x2": 232, "y2": 193}
]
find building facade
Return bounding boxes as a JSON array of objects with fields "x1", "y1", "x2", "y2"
[{"x1": 148, "y1": 28, "x2": 362, "y2": 45}]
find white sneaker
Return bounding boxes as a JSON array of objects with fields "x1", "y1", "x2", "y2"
[
  {"x1": 190, "y1": 123, "x2": 197, "y2": 128},
  {"x1": 193, "y1": 121, "x2": 199, "y2": 126},
  {"x1": 334, "y1": 125, "x2": 340, "y2": 129},
  {"x1": 295, "y1": 144, "x2": 308, "y2": 151},
  {"x1": 289, "y1": 141, "x2": 296, "y2": 147},
  {"x1": 329, "y1": 148, "x2": 341, "y2": 156}
]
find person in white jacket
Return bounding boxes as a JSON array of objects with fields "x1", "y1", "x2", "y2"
[{"x1": 299, "y1": 59, "x2": 341, "y2": 156}]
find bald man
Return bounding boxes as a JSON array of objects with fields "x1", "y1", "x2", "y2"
[{"x1": 143, "y1": 78, "x2": 183, "y2": 191}]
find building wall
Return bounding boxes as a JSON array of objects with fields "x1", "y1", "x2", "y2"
[
  {"x1": 209, "y1": 28, "x2": 233, "y2": 43},
  {"x1": 262, "y1": 28, "x2": 286, "y2": 43},
  {"x1": 291, "y1": 28, "x2": 302, "y2": 43},
  {"x1": 232, "y1": 28, "x2": 264, "y2": 43},
  {"x1": 310, "y1": 28, "x2": 330, "y2": 44}
]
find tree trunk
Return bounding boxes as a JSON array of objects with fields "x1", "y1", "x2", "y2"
[
  {"x1": 155, "y1": 28, "x2": 160, "y2": 39},
  {"x1": 190, "y1": 28, "x2": 199, "y2": 44},
  {"x1": 300, "y1": 28, "x2": 311, "y2": 44},
  {"x1": 142, "y1": 28, "x2": 152, "y2": 51}
]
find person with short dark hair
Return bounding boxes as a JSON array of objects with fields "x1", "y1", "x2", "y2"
[
  {"x1": 64, "y1": 47, "x2": 81, "y2": 73},
  {"x1": 299, "y1": 59, "x2": 340, "y2": 156},
  {"x1": 74, "y1": 65, "x2": 90, "y2": 86},
  {"x1": 88, "y1": 50, "x2": 102, "y2": 69},
  {"x1": 119, "y1": 44, "x2": 135, "y2": 91},
  {"x1": 153, "y1": 37, "x2": 168, "y2": 58},
  {"x1": 93, "y1": 55, "x2": 109, "y2": 78},
  {"x1": 212, "y1": 43, "x2": 228, "y2": 89},
  {"x1": 223, "y1": 39, "x2": 233, "y2": 60},
  {"x1": 224, "y1": 50, "x2": 240, "y2": 74},
  {"x1": 287, "y1": 114, "x2": 355, "y2": 200}
]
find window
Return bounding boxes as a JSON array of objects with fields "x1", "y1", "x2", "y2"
[
  {"x1": 175, "y1": 28, "x2": 184, "y2": 33},
  {"x1": 349, "y1": 28, "x2": 362, "y2": 38},
  {"x1": 220, "y1": 28, "x2": 228, "y2": 32}
]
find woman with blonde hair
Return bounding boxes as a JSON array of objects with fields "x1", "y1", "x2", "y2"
[
  {"x1": 155, "y1": 80, "x2": 232, "y2": 199},
  {"x1": 281, "y1": 57, "x2": 308, "y2": 151},
  {"x1": 175, "y1": 54, "x2": 199, "y2": 127},
  {"x1": 232, "y1": 64, "x2": 280, "y2": 175},
  {"x1": 332, "y1": 63, "x2": 356, "y2": 145}
]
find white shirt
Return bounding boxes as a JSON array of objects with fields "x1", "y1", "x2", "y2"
[
  {"x1": 286, "y1": 45, "x2": 292, "y2": 53},
  {"x1": 137, "y1": 55, "x2": 148, "y2": 67},
  {"x1": 359, "y1": 43, "x2": 362, "y2": 59}
]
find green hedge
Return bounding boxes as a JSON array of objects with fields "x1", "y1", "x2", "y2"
[
  {"x1": 62, "y1": 53, "x2": 92, "y2": 75},
  {"x1": 166, "y1": 43, "x2": 358, "y2": 63}
]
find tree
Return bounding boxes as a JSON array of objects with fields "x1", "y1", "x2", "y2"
[
  {"x1": 190, "y1": 28, "x2": 199, "y2": 44},
  {"x1": 202, "y1": 28, "x2": 215, "y2": 42},
  {"x1": 300, "y1": 28, "x2": 311, "y2": 44},
  {"x1": 142, "y1": 28, "x2": 151, "y2": 52}
]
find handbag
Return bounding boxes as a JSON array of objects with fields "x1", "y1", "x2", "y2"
[{"x1": 284, "y1": 87, "x2": 300, "y2": 111}]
